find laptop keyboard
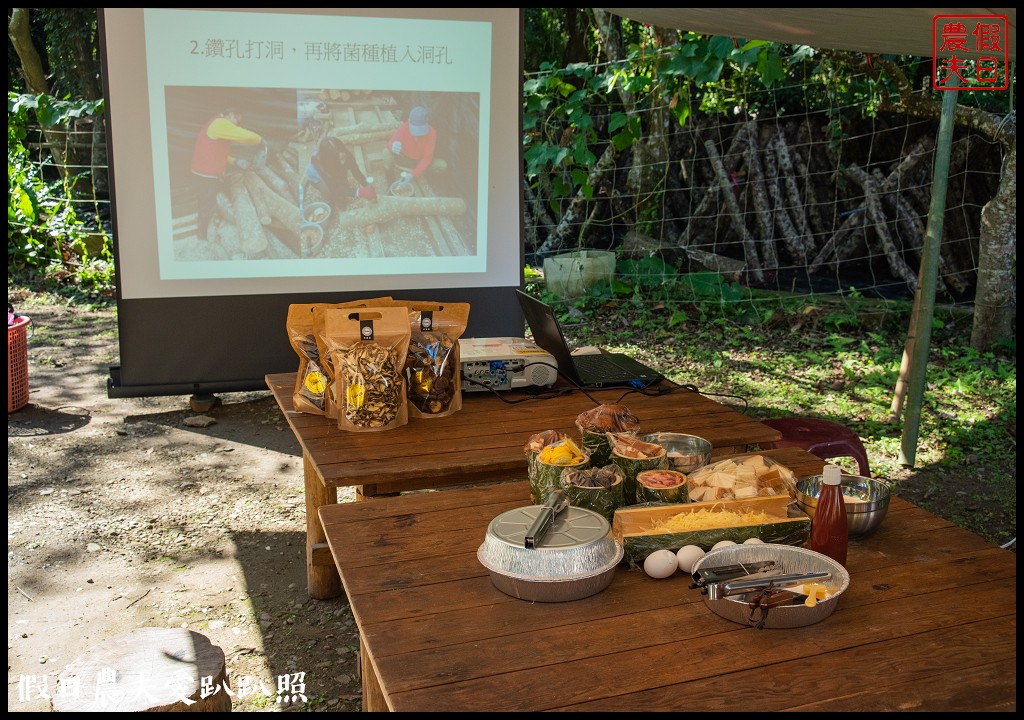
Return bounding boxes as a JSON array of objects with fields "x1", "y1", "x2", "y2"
[{"x1": 573, "y1": 353, "x2": 634, "y2": 379}]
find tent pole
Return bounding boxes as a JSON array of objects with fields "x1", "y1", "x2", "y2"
[{"x1": 898, "y1": 81, "x2": 959, "y2": 467}]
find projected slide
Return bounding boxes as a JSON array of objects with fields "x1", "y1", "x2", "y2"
[
  {"x1": 164, "y1": 86, "x2": 480, "y2": 267},
  {"x1": 102, "y1": 8, "x2": 521, "y2": 299}
]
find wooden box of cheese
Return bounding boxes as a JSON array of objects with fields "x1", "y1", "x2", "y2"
[{"x1": 611, "y1": 495, "x2": 810, "y2": 565}]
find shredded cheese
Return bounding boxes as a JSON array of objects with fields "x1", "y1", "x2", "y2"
[{"x1": 651, "y1": 506, "x2": 776, "y2": 533}]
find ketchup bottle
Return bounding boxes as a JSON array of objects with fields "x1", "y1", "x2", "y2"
[{"x1": 809, "y1": 464, "x2": 848, "y2": 567}]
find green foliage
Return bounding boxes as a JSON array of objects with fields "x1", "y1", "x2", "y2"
[{"x1": 8, "y1": 91, "x2": 113, "y2": 300}]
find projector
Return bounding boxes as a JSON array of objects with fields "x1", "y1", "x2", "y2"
[{"x1": 460, "y1": 337, "x2": 559, "y2": 392}]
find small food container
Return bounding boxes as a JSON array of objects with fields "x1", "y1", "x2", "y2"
[
  {"x1": 795, "y1": 473, "x2": 891, "y2": 537},
  {"x1": 642, "y1": 432, "x2": 712, "y2": 474},
  {"x1": 477, "y1": 497, "x2": 623, "y2": 603},
  {"x1": 636, "y1": 469, "x2": 688, "y2": 504},
  {"x1": 301, "y1": 200, "x2": 331, "y2": 225},
  {"x1": 690, "y1": 543, "x2": 849, "y2": 629}
]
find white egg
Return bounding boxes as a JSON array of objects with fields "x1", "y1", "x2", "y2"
[
  {"x1": 711, "y1": 540, "x2": 737, "y2": 550},
  {"x1": 743, "y1": 537, "x2": 764, "y2": 545},
  {"x1": 643, "y1": 549, "x2": 679, "y2": 579},
  {"x1": 675, "y1": 545, "x2": 706, "y2": 573}
]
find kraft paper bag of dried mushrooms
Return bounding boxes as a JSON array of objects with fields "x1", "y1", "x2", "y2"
[
  {"x1": 287, "y1": 298, "x2": 391, "y2": 416},
  {"x1": 400, "y1": 302, "x2": 470, "y2": 419},
  {"x1": 316, "y1": 305, "x2": 411, "y2": 431}
]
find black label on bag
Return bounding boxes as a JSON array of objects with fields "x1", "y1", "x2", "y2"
[
  {"x1": 419, "y1": 310, "x2": 433, "y2": 332},
  {"x1": 360, "y1": 319, "x2": 374, "y2": 341}
]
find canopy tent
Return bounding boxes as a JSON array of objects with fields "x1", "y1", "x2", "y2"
[
  {"x1": 602, "y1": 7, "x2": 1016, "y2": 468},
  {"x1": 601, "y1": 8, "x2": 1016, "y2": 61}
]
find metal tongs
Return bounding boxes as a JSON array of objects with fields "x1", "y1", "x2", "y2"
[
  {"x1": 524, "y1": 490, "x2": 570, "y2": 548},
  {"x1": 689, "y1": 561, "x2": 778, "y2": 591},
  {"x1": 703, "y1": 570, "x2": 832, "y2": 600}
]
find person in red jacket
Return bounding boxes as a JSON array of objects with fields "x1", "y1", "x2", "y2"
[
  {"x1": 383, "y1": 106, "x2": 446, "y2": 193},
  {"x1": 190, "y1": 108, "x2": 263, "y2": 241}
]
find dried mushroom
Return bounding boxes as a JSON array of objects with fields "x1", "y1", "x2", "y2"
[{"x1": 337, "y1": 342, "x2": 404, "y2": 428}]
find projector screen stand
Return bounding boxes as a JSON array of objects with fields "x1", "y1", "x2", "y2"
[{"x1": 189, "y1": 393, "x2": 220, "y2": 413}]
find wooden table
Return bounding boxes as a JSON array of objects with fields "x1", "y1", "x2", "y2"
[
  {"x1": 319, "y1": 446, "x2": 1016, "y2": 712},
  {"x1": 267, "y1": 372, "x2": 784, "y2": 599}
]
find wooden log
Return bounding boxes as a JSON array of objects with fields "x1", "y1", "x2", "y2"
[
  {"x1": 771, "y1": 125, "x2": 815, "y2": 256},
  {"x1": 240, "y1": 174, "x2": 272, "y2": 226},
  {"x1": 269, "y1": 150, "x2": 301, "y2": 190},
  {"x1": 874, "y1": 168, "x2": 961, "y2": 296},
  {"x1": 844, "y1": 164, "x2": 920, "y2": 290},
  {"x1": 52, "y1": 628, "x2": 231, "y2": 712},
  {"x1": 227, "y1": 177, "x2": 269, "y2": 256},
  {"x1": 332, "y1": 196, "x2": 467, "y2": 230},
  {"x1": 703, "y1": 138, "x2": 763, "y2": 282},
  {"x1": 215, "y1": 190, "x2": 237, "y2": 226},
  {"x1": 743, "y1": 119, "x2": 779, "y2": 270},
  {"x1": 216, "y1": 219, "x2": 245, "y2": 259},
  {"x1": 809, "y1": 135, "x2": 935, "y2": 274},
  {"x1": 243, "y1": 172, "x2": 301, "y2": 235},
  {"x1": 417, "y1": 176, "x2": 471, "y2": 255},
  {"x1": 681, "y1": 124, "x2": 750, "y2": 247},
  {"x1": 761, "y1": 127, "x2": 809, "y2": 262},
  {"x1": 793, "y1": 148, "x2": 829, "y2": 241},
  {"x1": 256, "y1": 161, "x2": 293, "y2": 201}
]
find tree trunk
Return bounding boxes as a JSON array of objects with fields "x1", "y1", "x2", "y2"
[
  {"x1": 970, "y1": 142, "x2": 1016, "y2": 349},
  {"x1": 8, "y1": 8, "x2": 69, "y2": 180},
  {"x1": 535, "y1": 143, "x2": 617, "y2": 256}
]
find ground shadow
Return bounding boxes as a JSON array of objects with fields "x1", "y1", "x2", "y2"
[
  {"x1": 123, "y1": 393, "x2": 303, "y2": 457},
  {"x1": 7, "y1": 404, "x2": 92, "y2": 437}
]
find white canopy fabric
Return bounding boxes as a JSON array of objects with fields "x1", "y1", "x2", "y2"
[{"x1": 602, "y1": 8, "x2": 1017, "y2": 62}]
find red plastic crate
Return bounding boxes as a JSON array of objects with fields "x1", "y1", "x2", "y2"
[{"x1": 8, "y1": 315, "x2": 31, "y2": 412}]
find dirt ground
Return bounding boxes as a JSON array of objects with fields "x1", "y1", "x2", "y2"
[{"x1": 8, "y1": 298, "x2": 361, "y2": 712}]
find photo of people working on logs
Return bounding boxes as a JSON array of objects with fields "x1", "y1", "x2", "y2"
[{"x1": 165, "y1": 86, "x2": 480, "y2": 262}]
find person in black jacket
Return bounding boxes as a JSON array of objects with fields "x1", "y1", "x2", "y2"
[{"x1": 300, "y1": 136, "x2": 376, "y2": 214}]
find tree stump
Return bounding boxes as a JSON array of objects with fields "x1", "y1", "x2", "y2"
[{"x1": 51, "y1": 628, "x2": 232, "y2": 712}]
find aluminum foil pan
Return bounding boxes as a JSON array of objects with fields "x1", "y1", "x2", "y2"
[
  {"x1": 691, "y1": 543, "x2": 850, "y2": 628},
  {"x1": 478, "y1": 504, "x2": 623, "y2": 602}
]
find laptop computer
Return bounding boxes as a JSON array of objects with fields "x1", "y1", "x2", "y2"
[{"x1": 515, "y1": 289, "x2": 665, "y2": 389}]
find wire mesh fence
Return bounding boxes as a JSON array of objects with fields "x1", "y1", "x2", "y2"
[{"x1": 10, "y1": 59, "x2": 1012, "y2": 323}]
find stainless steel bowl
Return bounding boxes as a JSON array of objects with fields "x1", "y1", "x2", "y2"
[
  {"x1": 691, "y1": 543, "x2": 849, "y2": 629},
  {"x1": 795, "y1": 473, "x2": 891, "y2": 537},
  {"x1": 642, "y1": 432, "x2": 712, "y2": 474}
]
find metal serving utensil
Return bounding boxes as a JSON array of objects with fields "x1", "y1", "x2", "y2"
[
  {"x1": 689, "y1": 561, "x2": 778, "y2": 590},
  {"x1": 524, "y1": 490, "x2": 571, "y2": 548},
  {"x1": 704, "y1": 570, "x2": 832, "y2": 600}
]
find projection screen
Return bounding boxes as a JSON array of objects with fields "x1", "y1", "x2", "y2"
[{"x1": 99, "y1": 8, "x2": 524, "y2": 398}]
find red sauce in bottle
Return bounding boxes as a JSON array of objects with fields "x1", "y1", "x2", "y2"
[{"x1": 809, "y1": 464, "x2": 848, "y2": 567}]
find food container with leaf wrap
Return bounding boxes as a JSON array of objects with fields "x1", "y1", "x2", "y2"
[
  {"x1": 318, "y1": 306, "x2": 411, "y2": 432},
  {"x1": 612, "y1": 494, "x2": 811, "y2": 566},
  {"x1": 399, "y1": 302, "x2": 470, "y2": 419},
  {"x1": 575, "y1": 403, "x2": 640, "y2": 467},
  {"x1": 524, "y1": 430, "x2": 568, "y2": 478},
  {"x1": 560, "y1": 464, "x2": 625, "y2": 523},
  {"x1": 527, "y1": 436, "x2": 589, "y2": 505},
  {"x1": 636, "y1": 469, "x2": 689, "y2": 504},
  {"x1": 608, "y1": 433, "x2": 668, "y2": 505},
  {"x1": 685, "y1": 453, "x2": 798, "y2": 503},
  {"x1": 288, "y1": 298, "x2": 391, "y2": 416}
]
